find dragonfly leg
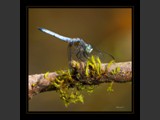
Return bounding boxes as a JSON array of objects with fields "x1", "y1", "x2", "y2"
[
  {"x1": 67, "y1": 42, "x2": 73, "y2": 69},
  {"x1": 83, "y1": 52, "x2": 89, "y2": 60},
  {"x1": 79, "y1": 52, "x2": 86, "y2": 61},
  {"x1": 76, "y1": 49, "x2": 85, "y2": 62},
  {"x1": 76, "y1": 50, "x2": 81, "y2": 60}
]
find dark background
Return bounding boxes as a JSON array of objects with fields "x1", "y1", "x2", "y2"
[{"x1": 28, "y1": 8, "x2": 132, "y2": 111}]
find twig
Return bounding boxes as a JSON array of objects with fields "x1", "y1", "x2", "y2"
[{"x1": 28, "y1": 61, "x2": 132, "y2": 100}]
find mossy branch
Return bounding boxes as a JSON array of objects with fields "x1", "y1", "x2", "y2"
[{"x1": 29, "y1": 60, "x2": 132, "y2": 100}]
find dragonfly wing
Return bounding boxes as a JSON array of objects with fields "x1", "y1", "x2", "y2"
[{"x1": 91, "y1": 46, "x2": 115, "y2": 62}]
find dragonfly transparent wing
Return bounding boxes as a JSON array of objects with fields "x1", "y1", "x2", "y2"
[{"x1": 89, "y1": 46, "x2": 115, "y2": 63}]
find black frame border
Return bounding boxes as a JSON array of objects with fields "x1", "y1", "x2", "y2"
[{"x1": 21, "y1": 1, "x2": 140, "y2": 119}]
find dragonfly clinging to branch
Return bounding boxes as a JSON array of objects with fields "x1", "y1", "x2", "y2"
[{"x1": 38, "y1": 27, "x2": 115, "y2": 66}]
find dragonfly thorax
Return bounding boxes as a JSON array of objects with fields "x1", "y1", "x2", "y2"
[
  {"x1": 77, "y1": 39, "x2": 93, "y2": 53},
  {"x1": 85, "y1": 44, "x2": 93, "y2": 53}
]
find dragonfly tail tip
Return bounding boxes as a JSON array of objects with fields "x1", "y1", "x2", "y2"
[{"x1": 38, "y1": 27, "x2": 43, "y2": 31}]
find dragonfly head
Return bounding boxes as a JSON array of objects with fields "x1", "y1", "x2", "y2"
[{"x1": 85, "y1": 44, "x2": 93, "y2": 53}]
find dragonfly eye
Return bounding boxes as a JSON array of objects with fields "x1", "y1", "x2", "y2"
[{"x1": 85, "y1": 44, "x2": 93, "y2": 53}]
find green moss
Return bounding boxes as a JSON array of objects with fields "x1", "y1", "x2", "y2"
[
  {"x1": 85, "y1": 61, "x2": 90, "y2": 77},
  {"x1": 106, "y1": 61, "x2": 121, "y2": 92},
  {"x1": 106, "y1": 60, "x2": 115, "y2": 72},
  {"x1": 85, "y1": 55, "x2": 102, "y2": 78},
  {"x1": 48, "y1": 55, "x2": 118, "y2": 107},
  {"x1": 107, "y1": 81, "x2": 114, "y2": 92},
  {"x1": 111, "y1": 67, "x2": 121, "y2": 75},
  {"x1": 31, "y1": 83, "x2": 36, "y2": 87},
  {"x1": 85, "y1": 85, "x2": 95, "y2": 93},
  {"x1": 44, "y1": 71, "x2": 50, "y2": 80}
]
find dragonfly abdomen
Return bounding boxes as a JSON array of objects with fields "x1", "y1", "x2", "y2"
[{"x1": 38, "y1": 27, "x2": 81, "y2": 43}]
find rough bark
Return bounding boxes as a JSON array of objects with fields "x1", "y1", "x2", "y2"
[{"x1": 28, "y1": 61, "x2": 132, "y2": 100}]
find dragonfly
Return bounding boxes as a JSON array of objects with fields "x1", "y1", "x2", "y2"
[{"x1": 38, "y1": 28, "x2": 115, "y2": 66}]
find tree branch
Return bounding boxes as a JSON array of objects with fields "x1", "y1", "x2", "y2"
[{"x1": 28, "y1": 61, "x2": 132, "y2": 100}]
